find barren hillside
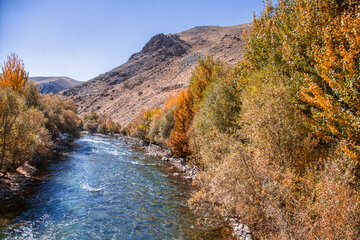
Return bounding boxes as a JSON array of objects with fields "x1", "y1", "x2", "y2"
[{"x1": 62, "y1": 24, "x2": 250, "y2": 125}]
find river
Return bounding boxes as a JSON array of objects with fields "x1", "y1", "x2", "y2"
[{"x1": 0, "y1": 135, "x2": 231, "y2": 239}]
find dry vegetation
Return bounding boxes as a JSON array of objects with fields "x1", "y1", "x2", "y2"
[
  {"x1": 126, "y1": 0, "x2": 360, "y2": 238},
  {"x1": 0, "y1": 53, "x2": 81, "y2": 174},
  {"x1": 82, "y1": 112, "x2": 122, "y2": 134}
]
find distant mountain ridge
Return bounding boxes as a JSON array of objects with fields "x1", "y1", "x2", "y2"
[
  {"x1": 30, "y1": 76, "x2": 80, "y2": 94},
  {"x1": 62, "y1": 24, "x2": 251, "y2": 125}
]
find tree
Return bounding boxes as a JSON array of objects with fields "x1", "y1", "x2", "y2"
[
  {"x1": 189, "y1": 57, "x2": 226, "y2": 111},
  {"x1": 169, "y1": 57, "x2": 226, "y2": 157},
  {"x1": 300, "y1": 2, "x2": 360, "y2": 169},
  {"x1": 169, "y1": 90, "x2": 194, "y2": 156},
  {"x1": 0, "y1": 89, "x2": 22, "y2": 171},
  {"x1": 0, "y1": 89, "x2": 50, "y2": 173},
  {"x1": 0, "y1": 53, "x2": 28, "y2": 92}
]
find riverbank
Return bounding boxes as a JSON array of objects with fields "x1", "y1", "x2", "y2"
[{"x1": 0, "y1": 137, "x2": 76, "y2": 201}]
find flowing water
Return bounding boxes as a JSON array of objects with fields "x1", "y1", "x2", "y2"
[{"x1": 0, "y1": 135, "x2": 231, "y2": 239}]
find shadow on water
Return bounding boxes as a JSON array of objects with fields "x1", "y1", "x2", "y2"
[{"x1": 0, "y1": 136, "x2": 234, "y2": 240}]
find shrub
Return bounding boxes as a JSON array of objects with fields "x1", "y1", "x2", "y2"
[
  {"x1": 84, "y1": 120, "x2": 99, "y2": 133},
  {"x1": 125, "y1": 110, "x2": 148, "y2": 140},
  {"x1": 84, "y1": 112, "x2": 99, "y2": 122},
  {"x1": 40, "y1": 94, "x2": 81, "y2": 141},
  {"x1": 148, "y1": 95, "x2": 177, "y2": 147},
  {"x1": 107, "y1": 121, "x2": 121, "y2": 134},
  {"x1": 148, "y1": 106, "x2": 175, "y2": 146},
  {"x1": 189, "y1": 66, "x2": 329, "y2": 239},
  {"x1": 97, "y1": 122, "x2": 108, "y2": 134},
  {"x1": 311, "y1": 150, "x2": 360, "y2": 239},
  {"x1": 83, "y1": 112, "x2": 101, "y2": 133},
  {"x1": 126, "y1": 108, "x2": 159, "y2": 141},
  {"x1": 158, "y1": 107, "x2": 175, "y2": 139},
  {"x1": 0, "y1": 89, "x2": 50, "y2": 172},
  {"x1": 23, "y1": 82, "x2": 41, "y2": 108},
  {"x1": 241, "y1": 66, "x2": 327, "y2": 173},
  {"x1": 83, "y1": 113, "x2": 122, "y2": 135},
  {"x1": 190, "y1": 66, "x2": 243, "y2": 165},
  {"x1": 188, "y1": 1, "x2": 360, "y2": 238}
]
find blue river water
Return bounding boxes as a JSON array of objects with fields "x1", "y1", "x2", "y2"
[{"x1": 0, "y1": 135, "x2": 231, "y2": 239}]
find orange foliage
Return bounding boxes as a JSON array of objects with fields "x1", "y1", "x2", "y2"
[
  {"x1": 189, "y1": 57, "x2": 225, "y2": 111},
  {"x1": 300, "y1": 3, "x2": 360, "y2": 163},
  {"x1": 0, "y1": 53, "x2": 28, "y2": 92},
  {"x1": 169, "y1": 90, "x2": 194, "y2": 157},
  {"x1": 169, "y1": 57, "x2": 225, "y2": 156}
]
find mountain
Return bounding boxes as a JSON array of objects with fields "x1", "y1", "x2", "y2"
[
  {"x1": 30, "y1": 76, "x2": 80, "y2": 94},
  {"x1": 62, "y1": 24, "x2": 250, "y2": 125}
]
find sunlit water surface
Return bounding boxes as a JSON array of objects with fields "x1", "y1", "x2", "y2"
[{"x1": 0, "y1": 135, "x2": 232, "y2": 239}]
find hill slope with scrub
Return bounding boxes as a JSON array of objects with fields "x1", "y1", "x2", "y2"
[{"x1": 62, "y1": 24, "x2": 250, "y2": 125}]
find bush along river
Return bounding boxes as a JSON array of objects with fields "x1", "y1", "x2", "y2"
[{"x1": 0, "y1": 135, "x2": 233, "y2": 239}]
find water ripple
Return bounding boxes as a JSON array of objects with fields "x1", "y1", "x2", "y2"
[{"x1": 0, "y1": 135, "x2": 227, "y2": 240}]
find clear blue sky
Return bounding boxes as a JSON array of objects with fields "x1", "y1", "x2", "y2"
[{"x1": 0, "y1": 0, "x2": 265, "y2": 81}]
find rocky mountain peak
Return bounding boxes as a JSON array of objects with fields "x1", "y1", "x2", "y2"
[{"x1": 141, "y1": 33, "x2": 189, "y2": 57}]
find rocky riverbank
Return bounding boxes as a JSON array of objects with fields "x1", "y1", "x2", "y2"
[
  {"x1": 0, "y1": 137, "x2": 76, "y2": 201},
  {"x1": 94, "y1": 133, "x2": 200, "y2": 181}
]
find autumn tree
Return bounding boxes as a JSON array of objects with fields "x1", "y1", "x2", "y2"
[
  {"x1": 0, "y1": 53, "x2": 28, "y2": 92},
  {"x1": 189, "y1": 57, "x2": 227, "y2": 110},
  {"x1": 0, "y1": 54, "x2": 50, "y2": 173},
  {"x1": 169, "y1": 90, "x2": 193, "y2": 156},
  {"x1": 169, "y1": 57, "x2": 226, "y2": 157},
  {"x1": 242, "y1": 0, "x2": 360, "y2": 159},
  {"x1": 300, "y1": 2, "x2": 360, "y2": 175}
]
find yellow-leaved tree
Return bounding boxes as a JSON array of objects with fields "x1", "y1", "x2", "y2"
[
  {"x1": 169, "y1": 90, "x2": 194, "y2": 156},
  {"x1": 0, "y1": 53, "x2": 28, "y2": 92},
  {"x1": 169, "y1": 57, "x2": 226, "y2": 157},
  {"x1": 300, "y1": 2, "x2": 360, "y2": 175}
]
